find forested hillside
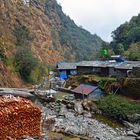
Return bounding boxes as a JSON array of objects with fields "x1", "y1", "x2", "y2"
[
  {"x1": 111, "y1": 14, "x2": 140, "y2": 60},
  {"x1": 45, "y1": 0, "x2": 104, "y2": 61},
  {"x1": 0, "y1": 0, "x2": 104, "y2": 86}
]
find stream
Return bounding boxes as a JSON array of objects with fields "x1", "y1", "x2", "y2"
[
  {"x1": 36, "y1": 100, "x2": 127, "y2": 140},
  {"x1": 31, "y1": 87, "x2": 140, "y2": 140}
]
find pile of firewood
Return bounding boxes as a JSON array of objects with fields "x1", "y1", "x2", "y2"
[{"x1": 0, "y1": 96, "x2": 42, "y2": 139}]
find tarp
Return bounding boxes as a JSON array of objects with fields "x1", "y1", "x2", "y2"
[{"x1": 59, "y1": 71, "x2": 67, "y2": 79}]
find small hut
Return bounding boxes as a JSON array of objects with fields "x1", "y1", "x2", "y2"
[
  {"x1": 115, "y1": 61, "x2": 140, "y2": 78},
  {"x1": 56, "y1": 62, "x2": 77, "y2": 79},
  {"x1": 72, "y1": 84, "x2": 103, "y2": 99}
]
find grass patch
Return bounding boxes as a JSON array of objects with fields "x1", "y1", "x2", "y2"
[{"x1": 97, "y1": 94, "x2": 140, "y2": 116}]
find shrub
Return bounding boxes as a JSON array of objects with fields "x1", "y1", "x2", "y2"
[
  {"x1": 30, "y1": 65, "x2": 49, "y2": 84},
  {"x1": 13, "y1": 24, "x2": 48, "y2": 84},
  {"x1": 6, "y1": 57, "x2": 16, "y2": 72},
  {"x1": 97, "y1": 94, "x2": 140, "y2": 116},
  {"x1": 15, "y1": 46, "x2": 39, "y2": 82},
  {"x1": 13, "y1": 24, "x2": 31, "y2": 46}
]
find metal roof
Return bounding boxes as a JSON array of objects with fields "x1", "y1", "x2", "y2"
[
  {"x1": 72, "y1": 84, "x2": 98, "y2": 95},
  {"x1": 57, "y1": 62, "x2": 77, "y2": 70},
  {"x1": 77, "y1": 60, "x2": 119, "y2": 68},
  {"x1": 115, "y1": 61, "x2": 140, "y2": 70},
  {"x1": 111, "y1": 55, "x2": 121, "y2": 58},
  {"x1": 57, "y1": 61, "x2": 140, "y2": 70}
]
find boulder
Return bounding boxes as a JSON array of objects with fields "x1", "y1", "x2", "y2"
[
  {"x1": 20, "y1": 136, "x2": 35, "y2": 140},
  {"x1": 127, "y1": 130, "x2": 138, "y2": 137},
  {"x1": 133, "y1": 127, "x2": 140, "y2": 135},
  {"x1": 82, "y1": 100, "x2": 98, "y2": 112},
  {"x1": 120, "y1": 136, "x2": 136, "y2": 140},
  {"x1": 123, "y1": 121, "x2": 135, "y2": 128},
  {"x1": 127, "y1": 114, "x2": 140, "y2": 122},
  {"x1": 74, "y1": 102, "x2": 83, "y2": 115}
]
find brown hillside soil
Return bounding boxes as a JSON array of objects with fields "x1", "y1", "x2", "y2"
[
  {"x1": 0, "y1": 0, "x2": 66, "y2": 87},
  {"x1": 0, "y1": 0, "x2": 103, "y2": 87},
  {"x1": 0, "y1": 61, "x2": 26, "y2": 87},
  {"x1": 0, "y1": 0, "x2": 65, "y2": 65}
]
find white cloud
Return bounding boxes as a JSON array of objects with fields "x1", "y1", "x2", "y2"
[{"x1": 57, "y1": 0, "x2": 140, "y2": 41}]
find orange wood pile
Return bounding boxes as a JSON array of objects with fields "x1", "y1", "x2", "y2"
[{"x1": 0, "y1": 96, "x2": 42, "y2": 140}]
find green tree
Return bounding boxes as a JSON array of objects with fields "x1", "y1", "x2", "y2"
[
  {"x1": 13, "y1": 24, "x2": 45, "y2": 83},
  {"x1": 114, "y1": 43, "x2": 124, "y2": 55},
  {"x1": 128, "y1": 43, "x2": 140, "y2": 60},
  {"x1": 13, "y1": 24, "x2": 31, "y2": 46},
  {"x1": 111, "y1": 13, "x2": 140, "y2": 52},
  {"x1": 15, "y1": 46, "x2": 39, "y2": 82}
]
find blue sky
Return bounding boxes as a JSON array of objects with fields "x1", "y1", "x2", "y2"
[{"x1": 56, "y1": 0, "x2": 140, "y2": 42}]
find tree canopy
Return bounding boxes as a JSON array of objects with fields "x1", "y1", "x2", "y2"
[{"x1": 111, "y1": 13, "x2": 140, "y2": 59}]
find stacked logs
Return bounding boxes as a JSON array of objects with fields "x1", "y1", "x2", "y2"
[{"x1": 0, "y1": 96, "x2": 42, "y2": 140}]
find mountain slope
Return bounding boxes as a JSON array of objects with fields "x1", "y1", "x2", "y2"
[
  {"x1": 0, "y1": 0, "x2": 104, "y2": 63},
  {"x1": 0, "y1": 0, "x2": 104, "y2": 87},
  {"x1": 45, "y1": 0, "x2": 104, "y2": 61}
]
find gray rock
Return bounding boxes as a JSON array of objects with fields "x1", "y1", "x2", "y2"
[
  {"x1": 127, "y1": 130, "x2": 138, "y2": 137},
  {"x1": 133, "y1": 128, "x2": 140, "y2": 134},
  {"x1": 127, "y1": 114, "x2": 140, "y2": 122},
  {"x1": 84, "y1": 111, "x2": 92, "y2": 118},
  {"x1": 54, "y1": 136, "x2": 63, "y2": 140},
  {"x1": 74, "y1": 102, "x2": 83, "y2": 114},
  {"x1": 43, "y1": 135, "x2": 50, "y2": 140},
  {"x1": 59, "y1": 104, "x2": 67, "y2": 116},
  {"x1": 120, "y1": 136, "x2": 136, "y2": 140},
  {"x1": 53, "y1": 113, "x2": 125, "y2": 140},
  {"x1": 136, "y1": 136, "x2": 140, "y2": 140},
  {"x1": 20, "y1": 136, "x2": 35, "y2": 140},
  {"x1": 123, "y1": 121, "x2": 135, "y2": 128},
  {"x1": 82, "y1": 100, "x2": 98, "y2": 112}
]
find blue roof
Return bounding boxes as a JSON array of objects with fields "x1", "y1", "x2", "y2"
[{"x1": 80, "y1": 84, "x2": 98, "y2": 88}]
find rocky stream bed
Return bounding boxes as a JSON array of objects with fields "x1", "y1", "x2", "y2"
[
  {"x1": 35, "y1": 99, "x2": 140, "y2": 140},
  {"x1": 17, "y1": 97, "x2": 140, "y2": 140}
]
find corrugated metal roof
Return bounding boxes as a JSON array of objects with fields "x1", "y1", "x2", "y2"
[
  {"x1": 57, "y1": 61, "x2": 140, "y2": 70},
  {"x1": 77, "y1": 61, "x2": 119, "y2": 68},
  {"x1": 115, "y1": 61, "x2": 140, "y2": 70},
  {"x1": 72, "y1": 84, "x2": 98, "y2": 95},
  {"x1": 57, "y1": 62, "x2": 77, "y2": 70}
]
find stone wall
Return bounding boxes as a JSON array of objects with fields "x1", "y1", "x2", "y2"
[{"x1": 121, "y1": 78, "x2": 140, "y2": 100}]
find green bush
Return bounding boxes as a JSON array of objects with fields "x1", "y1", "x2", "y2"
[
  {"x1": 13, "y1": 24, "x2": 31, "y2": 46},
  {"x1": 30, "y1": 68, "x2": 41, "y2": 84},
  {"x1": 6, "y1": 57, "x2": 16, "y2": 72},
  {"x1": 30, "y1": 65, "x2": 49, "y2": 84},
  {"x1": 97, "y1": 94, "x2": 140, "y2": 116},
  {"x1": 15, "y1": 46, "x2": 39, "y2": 82},
  {"x1": 13, "y1": 24, "x2": 49, "y2": 84}
]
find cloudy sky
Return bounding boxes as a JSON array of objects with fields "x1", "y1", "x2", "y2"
[{"x1": 56, "y1": 0, "x2": 140, "y2": 42}]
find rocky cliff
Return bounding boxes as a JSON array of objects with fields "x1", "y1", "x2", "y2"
[{"x1": 0, "y1": 0, "x2": 104, "y2": 87}]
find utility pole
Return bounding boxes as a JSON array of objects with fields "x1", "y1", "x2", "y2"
[{"x1": 82, "y1": 88, "x2": 85, "y2": 120}]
